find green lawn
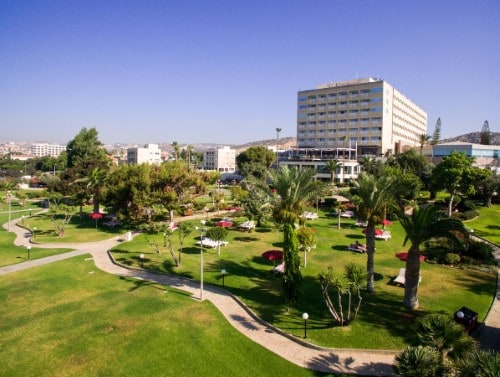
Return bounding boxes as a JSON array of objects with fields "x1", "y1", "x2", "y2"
[
  {"x1": 465, "y1": 204, "x2": 500, "y2": 246},
  {"x1": 0, "y1": 257, "x2": 326, "y2": 377}
]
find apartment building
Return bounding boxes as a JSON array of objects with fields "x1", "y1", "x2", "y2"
[
  {"x1": 297, "y1": 78, "x2": 427, "y2": 157},
  {"x1": 203, "y1": 146, "x2": 236, "y2": 172},
  {"x1": 30, "y1": 143, "x2": 67, "y2": 157},
  {"x1": 127, "y1": 143, "x2": 162, "y2": 165}
]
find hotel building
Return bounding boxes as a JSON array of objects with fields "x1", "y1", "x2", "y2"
[
  {"x1": 296, "y1": 78, "x2": 427, "y2": 157},
  {"x1": 203, "y1": 146, "x2": 236, "y2": 172}
]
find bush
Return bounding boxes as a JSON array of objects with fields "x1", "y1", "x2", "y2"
[
  {"x1": 444, "y1": 253, "x2": 461, "y2": 265},
  {"x1": 462, "y1": 210, "x2": 479, "y2": 220},
  {"x1": 465, "y1": 240, "x2": 494, "y2": 263},
  {"x1": 459, "y1": 200, "x2": 477, "y2": 212}
]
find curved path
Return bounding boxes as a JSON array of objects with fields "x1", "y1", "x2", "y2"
[{"x1": 3, "y1": 217, "x2": 498, "y2": 375}]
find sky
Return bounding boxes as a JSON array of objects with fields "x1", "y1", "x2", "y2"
[{"x1": 1, "y1": 0, "x2": 499, "y2": 145}]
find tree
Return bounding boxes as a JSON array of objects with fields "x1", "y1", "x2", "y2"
[
  {"x1": 236, "y1": 146, "x2": 275, "y2": 180},
  {"x1": 398, "y1": 205, "x2": 466, "y2": 309},
  {"x1": 240, "y1": 180, "x2": 271, "y2": 227},
  {"x1": 478, "y1": 175, "x2": 500, "y2": 207},
  {"x1": 177, "y1": 222, "x2": 192, "y2": 265},
  {"x1": 206, "y1": 226, "x2": 228, "y2": 256},
  {"x1": 394, "y1": 346, "x2": 442, "y2": 377},
  {"x1": 324, "y1": 160, "x2": 342, "y2": 187},
  {"x1": 431, "y1": 117, "x2": 441, "y2": 145},
  {"x1": 430, "y1": 152, "x2": 477, "y2": 217},
  {"x1": 74, "y1": 167, "x2": 108, "y2": 213},
  {"x1": 66, "y1": 127, "x2": 109, "y2": 169},
  {"x1": 352, "y1": 173, "x2": 396, "y2": 292},
  {"x1": 318, "y1": 263, "x2": 366, "y2": 326},
  {"x1": 265, "y1": 166, "x2": 324, "y2": 305},
  {"x1": 48, "y1": 193, "x2": 74, "y2": 237},
  {"x1": 455, "y1": 349, "x2": 500, "y2": 377},
  {"x1": 480, "y1": 120, "x2": 492, "y2": 145},
  {"x1": 418, "y1": 134, "x2": 431, "y2": 156},
  {"x1": 171, "y1": 141, "x2": 180, "y2": 161}
]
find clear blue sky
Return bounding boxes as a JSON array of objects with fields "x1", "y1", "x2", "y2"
[{"x1": 1, "y1": 0, "x2": 498, "y2": 145}]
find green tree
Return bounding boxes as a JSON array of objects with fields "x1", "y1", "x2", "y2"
[
  {"x1": 324, "y1": 160, "x2": 342, "y2": 188},
  {"x1": 265, "y1": 166, "x2": 324, "y2": 305},
  {"x1": 455, "y1": 349, "x2": 500, "y2": 377},
  {"x1": 352, "y1": 173, "x2": 396, "y2": 292},
  {"x1": 398, "y1": 205, "x2": 466, "y2": 309},
  {"x1": 431, "y1": 117, "x2": 441, "y2": 145},
  {"x1": 318, "y1": 263, "x2": 366, "y2": 326},
  {"x1": 394, "y1": 346, "x2": 442, "y2": 377},
  {"x1": 480, "y1": 120, "x2": 492, "y2": 145},
  {"x1": 66, "y1": 127, "x2": 109, "y2": 169},
  {"x1": 177, "y1": 222, "x2": 192, "y2": 265},
  {"x1": 171, "y1": 141, "x2": 180, "y2": 161},
  {"x1": 236, "y1": 146, "x2": 276, "y2": 179},
  {"x1": 478, "y1": 174, "x2": 500, "y2": 207},
  {"x1": 430, "y1": 152, "x2": 477, "y2": 217},
  {"x1": 418, "y1": 134, "x2": 431, "y2": 156},
  {"x1": 74, "y1": 167, "x2": 108, "y2": 213},
  {"x1": 206, "y1": 226, "x2": 228, "y2": 256}
]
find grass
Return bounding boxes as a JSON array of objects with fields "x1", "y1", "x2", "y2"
[
  {"x1": 108, "y1": 209, "x2": 497, "y2": 350},
  {"x1": 0, "y1": 257, "x2": 327, "y2": 377},
  {"x1": 465, "y1": 204, "x2": 500, "y2": 246}
]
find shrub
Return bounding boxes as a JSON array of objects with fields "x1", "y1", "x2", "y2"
[
  {"x1": 459, "y1": 200, "x2": 477, "y2": 212},
  {"x1": 444, "y1": 253, "x2": 461, "y2": 265},
  {"x1": 465, "y1": 240, "x2": 494, "y2": 263},
  {"x1": 462, "y1": 210, "x2": 479, "y2": 220}
]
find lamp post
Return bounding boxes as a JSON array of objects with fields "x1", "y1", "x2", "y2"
[
  {"x1": 302, "y1": 312, "x2": 309, "y2": 338},
  {"x1": 221, "y1": 269, "x2": 227, "y2": 288},
  {"x1": 196, "y1": 221, "x2": 207, "y2": 301},
  {"x1": 27, "y1": 244, "x2": 31, "y2": 260},
  {"x1": 163, "y1": 232, "x2": 167, "y2": 247},
  {"x1": 139, "y1": 253, "x2": 144, "y2": 268},
  {"x1": 7, "y1": 191, "x2": 11, "y2": 231},
  {"x1": 33, "y1": 227, "x2": 37, "y2": 240},
  {"x1": 304, "y1": 246, "x2": 310, "y2": 267},
  {"x1": 275, "y1": 127, "x2": 282, "y2": 166}
]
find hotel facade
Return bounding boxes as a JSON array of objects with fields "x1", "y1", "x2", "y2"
[{"x1": 296, "y1": 78, "x2": 428, "y2": 157}]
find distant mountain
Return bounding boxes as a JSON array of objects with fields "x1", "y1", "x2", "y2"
[
  {"x1": 441, "y1": 132, "x2": 500, "y2": 145},
  {"x1": 234, "y1": 137, "x2": 296, "y2": 152}
]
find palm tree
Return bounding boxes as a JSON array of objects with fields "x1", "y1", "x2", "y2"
[
  {"x1": 75, "y1": 167, "x2": 107, "y2": 213},
  {"x1": 324, "y1": 160, "x2": 342, "y2": 188},
  {"x1": 186, "y1": 145, "x2": 193, "y2": 170},
  {"x1": 265, "y1": 166, "x2": 324, "y2": 304},
  {"x1": 399, "y1": 205, "x2": 466, "y2": 309},
  {"x1": 171, "y1": 141, "x2": 180, "y2": 161},
  {"x1": 418, "y1": 134, "x2": 431, "y2": 156},
  {"x1": 352, "y1": 173, "x2": 396, "y2": 292}
]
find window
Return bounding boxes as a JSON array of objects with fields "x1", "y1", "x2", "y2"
[
  {"x1": 299, "y1": 105, "x2": 307, "y2": 109},
  {"x1": 308, "y1": 95, "x2": 317, "y2": 99},
  {"x1": 298, "y1": 96, "x2": 307, "y2": 101},
  {"x1": 371, "y1": 97, "x2": 382, "y2": 102},
  {"x1": 371, "y1": 87, "x2": 383, "y2": 93},
  {"x1": 298, "y1": 113, "x2": 307, "y2": 118},
  {"x1": 371, "y1": 107, "x2": 382, "y2": 112}
]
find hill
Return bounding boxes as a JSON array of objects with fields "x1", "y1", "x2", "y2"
[{"x1": 441, "y1": 132, "x2": 500, "y2": 145}]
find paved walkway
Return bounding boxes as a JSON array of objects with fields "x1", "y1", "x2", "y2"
[{"x1": 2, "y1": 217, "x2": 499, "y2": 375}]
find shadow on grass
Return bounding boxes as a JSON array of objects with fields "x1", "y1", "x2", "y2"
[{"x1": 233, "y1": 236, "x2": 259, "y2": 242}]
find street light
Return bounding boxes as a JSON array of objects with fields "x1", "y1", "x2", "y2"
[
  {"x1": 26, "y1": 244, "x2": 31, "y2": 260},
  {"x1": 302, "y1": 312, "x2": 309, "y2": 338},
  {"x1": 33, "y1": 227, "x2": 37, "y2": 240},
  {"x1": 304, "y1": 246, "x2": 310, "y2": 267},
  {"x1": 221, "y1": 269, "x2": 227, "y2": 288},
  {"x1": 139, "y1": 253, "x2": 144, "y2": 268},
  {"x1": 7, "y1": 191, "x2": 11, "y2": 231},
  {"x1": 195, "y1": 223, "x2": 207, "y2": 300}
]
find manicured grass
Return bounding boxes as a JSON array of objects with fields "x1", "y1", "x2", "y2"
[
  {"x1": 0, "y1": 257, "x2": 326, "y2": 377},
  {"x1": 466, "y1": 204, "x2": 500, "y2": 246},
  {"x1": 109, "y1": 210, "x2": 497, "y2": 350}
]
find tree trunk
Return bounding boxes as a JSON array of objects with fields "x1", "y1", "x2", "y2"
[
  {"x1": 365, "y1": 222, "x2": 377, "y2": 293},
  {"x1": 447, "y1": 193, "x2": 455, "y2": 217},
  {"x1": 403, "y1": 248, "x2": 422, "y2": 309}
]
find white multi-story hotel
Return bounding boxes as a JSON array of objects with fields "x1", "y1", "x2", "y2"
[
  {"x1": 30, "y1": 143, "x2": 67, "y2": 157},
  {"x1": 203, "y1": 146, "x2": 236, "y2": 172},
  {"x1": 127, "y1": 143, "x2": 162, "y2": 165},
  {"x1": 297, "y1": 78, "x2": 427, "y2": 157}
]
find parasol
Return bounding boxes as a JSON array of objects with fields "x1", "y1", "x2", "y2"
[
  {"x1": 216, "y1": 220, "x2": 233, "y2": 227},
  {"x1": 395, "y1": 252, "x2": 425, "y2": 262},
  {"x1": 362, "y1": 228, "x2": 384, "y2": 235},
  {"x1": 381, "y1": 219, "x2": 392, "y2": 226},
  {"x1": 89, "y1": 212, "x2": 103, "y2": 228},
  {"x1": 262, "y1": 250, "x2": 284, "y2": 266}
]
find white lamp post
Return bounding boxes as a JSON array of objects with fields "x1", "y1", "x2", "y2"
[
  {"x1": 26, "y1": 244, "x2": 31, "y2": 260},
  {"x1": 195, "y1": 222, "x2": 207, "y2": 300},
  {"x1": 139, "y1": 253, "x2": 144, "y2": 268},
  {"x1": 7, "y1": 191, "x2": 11, "y2": 231},
  {"x1": 33, "y1": 227, "x2": 37, "y2": 240},
  {"x1": 304, "y1": 246, "x2": 310, "y2": 267},
  {"x1": 302, "y1": 312, "x2": 309, "y2": 338}
]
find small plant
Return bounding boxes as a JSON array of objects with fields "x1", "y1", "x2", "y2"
[{"x1": 444, "y1": 253, "x2": 461, "y2": 265}]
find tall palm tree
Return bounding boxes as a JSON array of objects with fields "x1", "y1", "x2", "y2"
[
  {"x1": 171, "y1": 141, "x2": 180, "y2": 161},
  {"x1": 324, "y1": 159, "x2": 342, "y2": 187},
  {"x1": 418, "y1": 134, "x2": 431, "y2": 156},
  {"x1": 75, "y1": 167, "x2": 108, "y2": 213},
  {"x1": 399, "y1": 205, "x2": 466, "y2": 309},
  {"x1": 352, "y1": 173, "x2": 396, "y2": 292},
  {"x1": 265, "y1": 166, "x2": 324, "y2": 304}
]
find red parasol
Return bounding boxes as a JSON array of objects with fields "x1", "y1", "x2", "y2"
[
  {"x1": 262, "y1": 250, "x2": 284, "y2": 262},
  {"x1": 381, "y1": 219, "x2": 392, "y2": 226},
  {"x1": 396, "y1": 252, "x2": 425, "y2": 262},
  {"x1": 216, "y1": 220, "x2": 233, "y2": 227},
  {"x1": 89, "y1": 212, "x2": 103, "y2": 228},
  {"x1": 362, "y1": 228, "x2": 384, "y2": 235}
]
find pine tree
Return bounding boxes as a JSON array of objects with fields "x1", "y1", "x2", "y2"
[
  {"x1": 431, "y1": 118, "x2": 441, "y2": 145},
  {"x1": 480, "y1": 120, "x2": 491, "y2": 145}
]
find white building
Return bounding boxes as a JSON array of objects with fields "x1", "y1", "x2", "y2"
[
  {"x1": 127, "y1": 144, "x2": 162, "y2": 165},
  {"x1": 30, "y1": 143, "x2": 67, "y2": 157},
  {"x1": 203, "y1": 146, "x2": 236, "y2": 172},
  {"x1": 297, "y1": 78, "x2": 427, "y2": 157}
]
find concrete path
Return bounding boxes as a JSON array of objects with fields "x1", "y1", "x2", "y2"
[{"x1": 3, "y1": 216, "x2": 499, "y2": 375}]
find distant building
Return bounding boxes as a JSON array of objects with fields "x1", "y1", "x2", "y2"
[
  {"x1": 297, "y1": 77, "x2": 427, "y2": 157},
  {"x1": 127, "y1": 144, "x2": 162, "y2": 165},
  {"x1": 426, "y1": 142, "x2": 500, "y2": 174},
  {"x1": 203, "y1": 146, "x2": 236, "y2": 172},
  {"x1": 30, "y1": 143, "x2": 66, "y2": 157}
]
